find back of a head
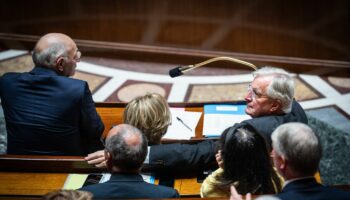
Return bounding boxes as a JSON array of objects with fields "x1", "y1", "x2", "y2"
[
  {"x1": 221, "y1": 125, "x2": 279, "y2": 194},
  {"x1": 271, "y1": 122, "x2": 321, "y2": 176},
  {"x1": 253, "y1": 67, "x2": 294, "y2": 113},
  {"x1": 42, "y1": 189, "x2": 93, "y2": 200},
  {"x1": 32, "y1": 33, "x2": 73, "y2": 68},
  {"x1": 105, "y1": 124, "x2": 148, "y2": 172},
  {"x1": 123, "y1": 93, "x2": 171, "y2": 145}
]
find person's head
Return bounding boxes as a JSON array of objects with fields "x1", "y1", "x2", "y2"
[
  {"x1": 271, "y1": 122, "x2": 321, "y2": 179},
  {"x1": 42, "y1": 189, "x2": 92, "y2": 200},
  {"x1": 32, "y1": 33, "x2": 81, "y2": 77},
  {"x1": 124, "y1": 93, "x2": 171, "y2": 145},
  {"x1": 104, "y1": 124, "x2": 148, "y2": 173},
  {"x1": 245, "y1": 67, "x2": 294, "y2": 118},
  {"x1": 220, "y1": 124, "x2": 281, "y2": 194}
]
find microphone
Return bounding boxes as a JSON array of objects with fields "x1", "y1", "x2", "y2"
[
  {"x1": 169, "y1": 65, "x2": 194, "y2": 78},
  {"x1": 169, "y1": 56, "x2": 257, "y2": 78}
]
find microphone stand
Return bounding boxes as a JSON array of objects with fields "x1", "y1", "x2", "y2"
[{"x1": 182, "y1": 56, "x2": 257, "y2": 73}]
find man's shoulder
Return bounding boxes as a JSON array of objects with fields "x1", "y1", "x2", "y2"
[
  {"x1": 142, "y1": 182, "x2": 179, "y2": 197},
  {"x1": 0, "y1": 72, "x2": 22, "y2": 80},
  {"x1": 277, "y1": 185, "x2": 350, "y2": 200},
  {"x1": 80, "y1": 178, "x2": 179, "y2": 198},
  {"x1": 241, "y1": 115, "x2": 278, "y2": 127},
  {"x1": 55, "y1": 75, "x2": 87, "y2": 84}
]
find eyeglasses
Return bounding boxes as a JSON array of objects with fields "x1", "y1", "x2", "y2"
[
  {"x1": 73, "y1": 50, "x2": 82, "y2": 62},
  {"x1": 247, "y1": 84, "x2": 270, "y2": 100}
]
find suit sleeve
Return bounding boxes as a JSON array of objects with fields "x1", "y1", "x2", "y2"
[
  {"x1": 80, "y1": 82, "x2": 105, "y2": 153},
  {"x1": 148, "y1": 140, "x2": 218, "y2": 174}
]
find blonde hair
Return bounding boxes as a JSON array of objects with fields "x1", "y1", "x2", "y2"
[{"x1": 123, "y1": 93, "x2": 171, "y2": 145}]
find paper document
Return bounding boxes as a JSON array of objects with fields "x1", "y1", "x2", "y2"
[
  {"x1": 163, "y1": 108, "x2": 202, "y2": 140},
  {"x1": 63, "y1": 173, "x2": 155, "y2": 189},
  {"x1": 63, "y1": 174, "x2": 89, "y2": 189},
  {"x1": 203, "y1": 104, "x2": 251, "y2": 137}
]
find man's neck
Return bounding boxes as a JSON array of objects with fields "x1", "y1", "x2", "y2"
[{"x1": 283, "y1": 176, "x2": 315, "y2": 187}]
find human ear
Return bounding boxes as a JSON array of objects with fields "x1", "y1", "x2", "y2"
[
  {"x1": 105, "y1": 151, "x2": 112, "y2": 170},
  {"x1": 55, "y1": 57, "x2": 65, "y2": 72},
  {"x1": 270, "y1": 99, "x2": 282, "y2": 112}
]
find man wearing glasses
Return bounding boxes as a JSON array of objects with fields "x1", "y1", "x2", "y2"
[
  {"x1": 87, "y1": 67, "x2": 307, "y2": 173},
  {"x1": 0, "y1": 33, "x2": 104, "y2": 155},
  {"x1": 140, "y1": 67, "x2": 308, "y2": 173}
]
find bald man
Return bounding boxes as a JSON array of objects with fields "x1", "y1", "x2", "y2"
[
  {"x1": 80, "y1": 124, "x2": 179, "y2": 199},
  {"x1": 0, "y1": 33, "x2": 104, "y2": 155}
]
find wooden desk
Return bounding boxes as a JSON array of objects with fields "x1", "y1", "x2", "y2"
[
  {"x1": 0, "y1": 155, "x2": 201, "y2": 197},
  {"x1": 96, "y1": 102, "x2": 244, "y2": 139},
  {"x1": 0, "y1": 172, "x2": 201, "y2": 197}
]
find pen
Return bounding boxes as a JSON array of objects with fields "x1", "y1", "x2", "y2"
[{"x1": 176, "y1": 117, "x2": 192, "y2": 132}]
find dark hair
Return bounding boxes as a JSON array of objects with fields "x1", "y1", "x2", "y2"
[
  {"x1": 219, "y1": 124, "x2": 281, "y2": 195},
  {"x1": 105, "y1": 125, "x2": 148, "y2": 171},
  {"x1": 42, "y1": 190, "x2": 93, "y2": 200}
]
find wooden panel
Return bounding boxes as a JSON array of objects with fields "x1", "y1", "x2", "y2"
[
  {"x1": 0, "y1": 171, "x2": 201, "y2": 197},
  {"x1": 0, "y1": 172, "x2": 67, "y2": 196},
  {"x1": 175, "y1": 177, "x2": 201, "y2": 196},
  {"x1": 0, "y1": 155, "x2": 101, "y2": 173},
  {"x1": 96, "y1": 106, "x2": 124, "y2": 138},
  {"x1": 0, "y1": 1, "x2": 348, "y2": 61}
]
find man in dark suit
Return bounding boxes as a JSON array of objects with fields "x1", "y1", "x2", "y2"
[
  {"x1": 0, "y1": 33, "x2": 104, "y2": 155},
  {"x1": 146, "y1": 67, "x2": 307, "y2": 173},
  {"x1": 271, "y1": 122, "x2": 350, "y2": 200},
  {"x1": 86, "y1": 67, "x2": 307, "y2": 173},
  {"x1": 80, "y1": 124, "x2": 179, "y2": 199}
]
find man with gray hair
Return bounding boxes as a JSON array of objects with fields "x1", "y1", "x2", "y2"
[
  {"x1": 87, "y1": 67, "x2": 308, "y2": 173},
  {"x1": 271, "y1": 122, "x2": 350, "y2": 200},
  {"x1": 80, "y1": 124, "x2": 179, "y2": 199},
  {"x1": 0, "y1": 33, "x2": 104, "y2": 155}
]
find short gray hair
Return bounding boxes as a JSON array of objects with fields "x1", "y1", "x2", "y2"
[
  {"x1": 32, "y1": 43, "x2": 67, "y2": 67},
  {"x1": 271, "y1": 122, "x2": 321, "y2": 176},
  {"x1": 105, "y1": 125, "x2": 148, "y2": 171},
  {"x1": 253, "y1": 67, "x2": 294, "y2": 113}
]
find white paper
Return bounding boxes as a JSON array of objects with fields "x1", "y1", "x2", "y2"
[
  {"x1": 99, "y1": 173, "x2": 155, "y2": 184},
  {"x1": 203, "y1": 104, "x2": 251, "y2": 137},
  {"x1": 163, "y1": 108, "x2": 202, "y2": 140}
]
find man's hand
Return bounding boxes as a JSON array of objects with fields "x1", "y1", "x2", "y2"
[
  {"x1": 216, "y1": 150, "x2": 224, "y2": 169},
  {"x1": 230, "y1": 185, "x2": 251, "y2": 200},
  {"x1": 85, "y1": 150, "x2": 107, "y2": 168}
]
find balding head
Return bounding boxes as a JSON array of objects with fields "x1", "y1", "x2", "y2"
[
  {"x1": 105, "y1": 124, "x2": 148, "y2": 172},
  {"x1": 32, "y1": 33, "x2": 80, "y2": 77}
]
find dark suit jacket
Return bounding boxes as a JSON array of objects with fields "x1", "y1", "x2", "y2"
[
  {"x1": 277, "y1": 178, "x2": 350, "y2": 200},
  {"x1": 148, "y1": 101, "x2": 307, "y2": 173},
  {"x1": 243, "y1": 100, "x2": 307, "y2": 147},
  {"x1": 0, "y1": 66, "x2": 104, "y2": 155},
  {"x1": 79, "y1": 172, "x2": 180, "y2": 199}
]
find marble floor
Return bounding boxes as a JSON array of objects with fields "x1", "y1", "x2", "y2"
[{"x1": 0, "y1": 50, "x2": 349, "y2": 185}]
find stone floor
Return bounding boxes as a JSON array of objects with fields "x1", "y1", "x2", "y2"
[{"x1": 0, "y1": 50, "x2": 349, "y2": 185}]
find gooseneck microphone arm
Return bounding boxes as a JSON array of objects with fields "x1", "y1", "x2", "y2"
[{"x1": 169, "y1": 56, "x2": 257, "y2": 78}]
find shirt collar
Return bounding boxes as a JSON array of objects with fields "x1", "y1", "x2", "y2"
[
  {"x1": 283, "y1": 176, "x2": 315, "y2": 188},
  {"x1": 30, "y1": 66, "x2": 59, "y2": 76}
]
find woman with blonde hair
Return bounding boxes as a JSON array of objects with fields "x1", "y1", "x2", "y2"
[{"x1": 124, "y1": 93, "x2": 171, "y2": 145}]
